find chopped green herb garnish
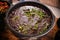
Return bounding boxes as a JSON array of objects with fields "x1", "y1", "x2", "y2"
[
  {"x1": 25, "y1": 11, "x2": 31, "y2": 17},
  {"x1": 19, "y1": 25, "x2": 23, "y2": 31},
  {"x1": 37, "y1": 10, "x2": 45, "y2": 19},
  {"x1": 31, "y1": 8, "x2": 45, "y2": 19},
  {"x1": 34, "y1": 23, "x2": 38, "y2": 29}
]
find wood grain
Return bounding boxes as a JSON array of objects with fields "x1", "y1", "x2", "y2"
[{"x1": 39, "y1": 0, "x2": 60, "y2": 8}]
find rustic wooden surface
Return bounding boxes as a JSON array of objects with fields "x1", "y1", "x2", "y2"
[
  {"x1": 12, "y1": 0, "x2": 60, "y2": 8},
  {"x1": 39, "y1": 0, "x2": 60, "y2": 8}
]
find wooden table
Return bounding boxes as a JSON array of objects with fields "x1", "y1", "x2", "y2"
[{"x1": 40, "y1": 0, "x2": 60, "y2": 9}]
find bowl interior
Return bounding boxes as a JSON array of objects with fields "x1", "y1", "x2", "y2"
[{"x1": 6, "y1": 1, "x2": 55, "y2": 37}]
